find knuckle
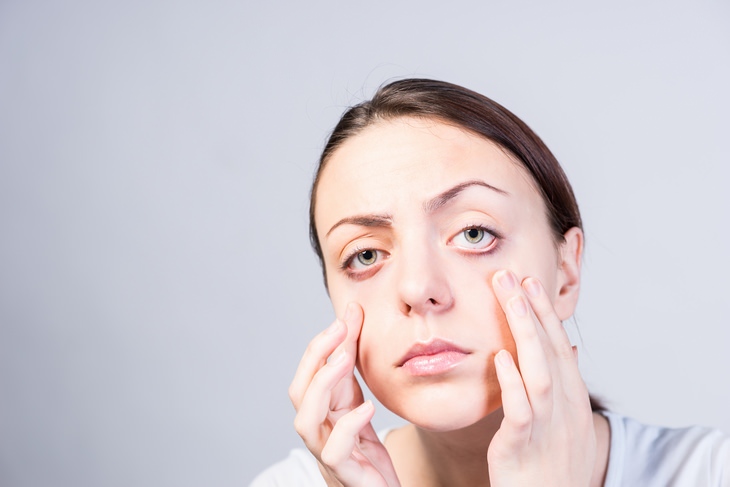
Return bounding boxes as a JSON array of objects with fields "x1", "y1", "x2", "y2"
[
  {"x1": 287, "y1": 383, "x2": 299, "y2": 405},
  {"x1": 556, "y1": 345, "x2": 575, "y2": 361},
  {"x1": 509, "y1": 409, "x2": 533, "y2": 430},
  {"x1": 531, "y1": 375, "x2": 553, "y2": 398},
  {"x1": 292, "y1": 414, "x2": 310, "y2": 439},
  {"x1": 304, "y1": 339, "x2": 321, "y2": 357},
  {"x1": 319, "y1": 443, "x2": 338, "y2": 467}
]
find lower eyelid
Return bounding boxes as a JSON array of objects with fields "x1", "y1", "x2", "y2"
[
  {"x1": 342, "y1": 248, "x2": 387, "y2": 270},
  {"x1": 456, "y1": 240, "x2": 500, "y2": 258},
  {"x1": 344, "y1": 256, "x2": 388, "y2": 279}
]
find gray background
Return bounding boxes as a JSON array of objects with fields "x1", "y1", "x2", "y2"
[{"x1": 1, "y1": 1, "x2": 728, "y2": 486}]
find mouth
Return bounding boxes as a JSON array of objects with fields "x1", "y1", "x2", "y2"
[{"x1": 398, "y1": 339, "x2": 470, "y2": 376}]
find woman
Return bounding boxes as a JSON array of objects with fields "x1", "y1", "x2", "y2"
[{"x1": 252, "y1": 79, "x2": 729, "y2": 486}]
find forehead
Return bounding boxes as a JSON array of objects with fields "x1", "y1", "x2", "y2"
[{"x1": 315, "y1": 117, "x2": 543, "y2": 230}]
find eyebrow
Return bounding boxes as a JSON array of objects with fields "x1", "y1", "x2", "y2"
[
  {"x1": 423, "y1": 179, "x2": 509, "y2": 213},
  {"x1": 325, "y1": 214, "x2": 393, "y2": 237},
  {"x1": 325, "y1": 179, "x2": 508, "y2": 237}
]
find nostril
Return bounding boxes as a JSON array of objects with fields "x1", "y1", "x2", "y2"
[{"x1": 429, "y1": 298, "x2": 437, "y2": 305}]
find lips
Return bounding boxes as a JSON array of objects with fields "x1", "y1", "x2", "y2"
[{"x1": 398, "y1": 339, "x2": 470, "y2": 376}]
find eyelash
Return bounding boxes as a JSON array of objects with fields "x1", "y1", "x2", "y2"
[
  {"x1": 338, "y1": 224, "x2": 502, "y2": 279},
  {"x1": 452, "y1": 224, "x2": 502, "y2": 252},
  {"x1": 339, "y1": 246, "x2": 385, "y2": 279}
]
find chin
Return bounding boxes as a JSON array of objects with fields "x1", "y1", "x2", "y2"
[{"x1": 373, "y1": 380, "x2": 502, "y2": 432}]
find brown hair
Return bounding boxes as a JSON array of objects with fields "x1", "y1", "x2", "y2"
[{"x1": 307, "y1": 78, "x2": 606, "y2": 412}]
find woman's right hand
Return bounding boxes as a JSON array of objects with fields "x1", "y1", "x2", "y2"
[{"x1": 288, "y1": 303, "x2": 401, "y2": 487}]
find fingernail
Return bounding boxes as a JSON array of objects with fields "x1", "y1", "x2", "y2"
[
  {"x1": 325, "y1": 320, "x2": 342, "y2": 334},
  {"x1": 330, "y1": 349, "x2": 346, "y2": 365},
  {"x1": 510, "y1": 296, "x2": 527, "y2": 316},
  {"x1": 496, "y1": 350, "x2": 513, "y2": 367},
  {"x1": 497, "y1": 271, "x2": 516, "y2": 289},
  {"x1": 355, "y1": 400, "x2": 373, "y2": 414},
  {"x1": 524, "y1": 278, "x2": 540, "y2": 298}
]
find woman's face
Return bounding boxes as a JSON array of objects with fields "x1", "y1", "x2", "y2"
[{"x1": 315, "y1": 117, "x2": 580, "y2": 431}]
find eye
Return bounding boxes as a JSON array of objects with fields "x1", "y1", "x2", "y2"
[
  {"x1": 452, "y1": 226, "x2": 497, "y2": 250},
  {"x1": 348, "y1": 249, "x2": 381, "y2": 270},
  {"x1": 464, "y1": 228, "x2": 485, "y2": 243}
]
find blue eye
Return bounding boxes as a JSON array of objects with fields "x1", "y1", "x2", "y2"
[{"x1": 452, "y1": 226, "x2": 497, "y2": 250}]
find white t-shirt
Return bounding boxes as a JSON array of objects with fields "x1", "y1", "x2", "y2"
[{"x1": 251, "y1": 411, "x2": 730, "y2": 486}]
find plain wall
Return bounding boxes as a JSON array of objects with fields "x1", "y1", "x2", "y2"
[{"x1": 0, "y1": 1, "x2": 728, "y2": 485}]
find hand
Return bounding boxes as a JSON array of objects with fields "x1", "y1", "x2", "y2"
[
  {"x1": 289, "y1": 303, "x2": 401, "y2": 487},
  {"x1": 487, "y1": 270, "x2": 596, "y2": 487}
]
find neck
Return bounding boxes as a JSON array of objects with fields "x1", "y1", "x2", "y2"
[
  {"x1": 385, "y1": 410, "x2": 610, "y2": 487},
  {"x1": 388, "y1": 408, "x2": 504, "y2": 487}
]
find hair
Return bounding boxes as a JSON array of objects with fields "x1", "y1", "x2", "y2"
[
  {"x1": 310, "y1": 79, "x2": 581, "y2": 265},
  {"x1": 308, "y1": 78, "x2": 605, "y2": 412}
]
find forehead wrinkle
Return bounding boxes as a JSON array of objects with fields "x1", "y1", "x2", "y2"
[{"x1": 423, "y1": 180, "x2": 509, "y2": 214}]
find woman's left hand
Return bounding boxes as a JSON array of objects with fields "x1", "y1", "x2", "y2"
[{"x1": 487, "y1": 270, "x2": 597, "y2": 487}]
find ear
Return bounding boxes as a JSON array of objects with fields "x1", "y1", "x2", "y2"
[{"x1": 553, "y1": 227, "x2": 583, "y2": 321}]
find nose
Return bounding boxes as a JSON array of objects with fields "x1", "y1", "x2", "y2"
[{"x1": 395, "y1": 243, "x2": 454, "y2": 316}]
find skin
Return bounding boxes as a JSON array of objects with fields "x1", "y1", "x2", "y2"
[{"x1": 290, "y1": 117, "x2": 610, "y2": 486}]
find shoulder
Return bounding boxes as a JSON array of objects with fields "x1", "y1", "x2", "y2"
[
  {"x1": 602, "y1": 410, "x2": 730, "y2": 487},
  {"x1": 249, "y1": 448, "x2": 324, "y2": 487}
]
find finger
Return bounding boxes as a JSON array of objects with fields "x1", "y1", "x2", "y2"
[
  {"x1": 522, "y1": 278, "x2": 588, "y2": 398},
  {"x1": 293, "y1": 348, "x2": 353, "y2": 444},
  {"x1": 330, "y1": 372, "x2": 365, "y2": 420},
  {"x1": 521, "y1": 277, "x2": 574, "y2": 362},
  {"x1": 493, "y1": 270, "x2": 553, "y2": 410},
  {"x1": 341, "y1": 302, "x2": 364, "y2": 361},
  {"x1": 494, "y1": 350, "x2": 532, "y2": 449},
  {"x1": 289, "y1": 319, "x2": 347, "y2": 408},
  {"x1": 329, "y1": 303, "x2": 365, "y2": 412},
  {"x1": 320, "y1": 401, "x2": 376, "y2": 480}
]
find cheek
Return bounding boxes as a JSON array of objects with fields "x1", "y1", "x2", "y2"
[
  {"x1": 353, "y1": 292, "x2": 402, "y2": 378},
  {"x1": 328, "y1": 276, "x2": 400, "y2": 376},
  {"x1": 455, "y1": 265, "x2": 516, "y2": 346},
  {"x1": 446, "y1": 259, "x2": 521, "y2": 378},
  {"x1": 499, "y1": 238, "x2": 562, "y2": 296},
  {"x1": 326, "y1": 263, "x2": 394, "y2": 315}
]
